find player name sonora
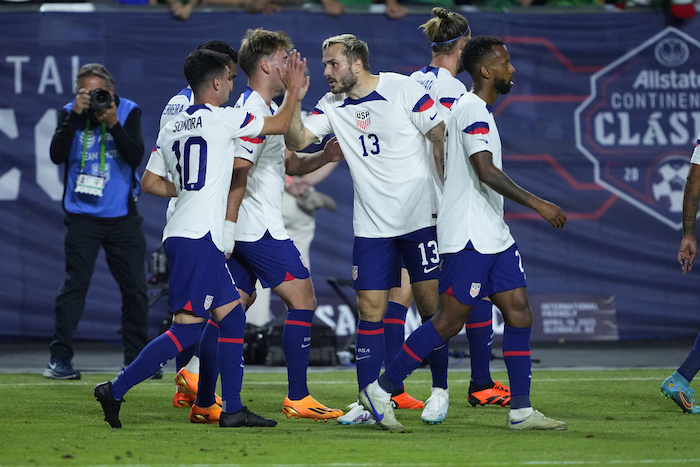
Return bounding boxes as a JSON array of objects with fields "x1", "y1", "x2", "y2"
[
  {"x1": 173, "y1": 116, "x2": 203, "y2": 132},
  {"x1": 633, "y1": 70, "x2": 700, "y2": 90}
]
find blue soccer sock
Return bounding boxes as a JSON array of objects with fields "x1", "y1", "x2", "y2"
[
  {"x1": 422, "y1": 314, "x2": 449, "y2": 390},
  {"x1": 112, "y1": 321, "x2": 204, "y2": 400},
  {"x1": 380, "y1": 320, "x2": 446, "y2": 393},
  {"x1": 356, "y1": 320, "x2": 385, "y2": 391},
  {"x1": 678, "y1": 332, "x2": 700, "y2": 383},
  {"x1": 175, "y1": 344, "x2": 197, "y2": 372},
  {"x1": 283, "y1": 308, "x2": 315, "y2": 400},
  {"x1": 503, "y1": 325, "x2": 532, "y2": 409},
  {"x1": 217, "y1": 304, "x2": 246, "y2": 414},
  {"x1": 384, "y1": 301, "x2": 408, "y2": 367},
  {"x1": 195, "y1": 319, "x2": 219, "y2": 407},
  {"x1": 466, "y1": 300, "x2": 495, "y2": 387}
]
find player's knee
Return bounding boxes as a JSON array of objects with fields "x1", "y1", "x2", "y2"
[{"x1": 503, "y1": 306, "x2": 532, "y2": 328}]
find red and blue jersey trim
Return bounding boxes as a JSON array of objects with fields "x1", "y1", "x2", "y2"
[
  {"x1": 240, "y1": 112, "x2": 255, "y2": 128},
  {"x1": 439, "y1": 97, "x2": 457, "y2": 110},
  {"x1": 240, "y1": 135, "x2": 265, "y2": 144},
  {"x1": 412, "y1": 94, "x2": 434, "y2": 113},
  {"x1": 464, "y1": 121, "x2": 490, "y2": 135}
]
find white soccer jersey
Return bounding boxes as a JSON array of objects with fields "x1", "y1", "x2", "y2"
[
  {"x1": 303, "y1": 72, "x2": 443, "y2": 238},
  {"x1": 160, "y1": 87, "x2": 194, "y2": 130},
  {"x1": 153, "y1": 87, "x2": 195, "y2": 222},
  {"x1": 438, "y1": 92, "x2": 515, "y2": 255},
  {"x1": 691, "y1": 131, "x2": 700, "y2": 165},
  {"x1": 411, "y1": 66, "x2": 467, "y2": 121},
  {"x1": 147, "y1": 104, "x2": 264, "y2": 252},
  {"x1": 412, "y1": 65, "x2": 468, "y2": 195},
  {"x1": 232, "y1": 87, "x2": 289, "y2": 242}
]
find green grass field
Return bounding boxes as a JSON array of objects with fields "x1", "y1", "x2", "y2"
[{"x1": 2, "y1": 367, "x2": 699, "y2": 466}]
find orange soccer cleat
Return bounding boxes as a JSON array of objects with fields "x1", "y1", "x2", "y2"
[
  {"x1": 391, "y1": 388, "x2": 424, "y2": 409},
  {"x1": 175, "y1": 368, "x2": 222, "y2": 407},
  {"x1": 282, "y1": 395, "x2": 344, "y2": 421},
  {"x1": 173, "y1": 389, "x2": 196, "y2": 408},
  {"x1": 189, "y1": 403, "x2": 222, "y2": 424},
  {"x1": 468, "y1": 380, "x2": 511, "y2": 407}
]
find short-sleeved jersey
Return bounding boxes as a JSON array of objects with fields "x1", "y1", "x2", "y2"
[
  {"x1": 153, "y1": 87, "x2": 195, "y2": 223},
  {"x1": 691, "y1": 132, "x2": 700, "y2": 165},
  {"x1": 412, "y1": 65, "x2": 468, "y2": 196},
  {"x1": 147, "y1": 104, "x2": 264, "y2": 252},
  {"x1": 160, "y1": 87, "x2": 194, "y2": 130},
  {"x1": 438, "y1": 92, "x2": 514, "y2": 255},
  {"x1": 303, "y1": 72, "x2": 444, "y2": 238},
  {"x1": 232, "y1": 87, "x2": 288, "y2": 242},
  {"x1": 411, "y1": 66, "x2": 467, "y2": 121}
]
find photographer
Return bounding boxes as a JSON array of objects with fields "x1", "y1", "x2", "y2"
[{"x1": 44, "y1": 63, "x2": 149, "y2": 380}]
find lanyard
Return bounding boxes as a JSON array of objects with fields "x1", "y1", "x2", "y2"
[{"x1": 80, "y1": 119, "x2": 107, "y2": 173}]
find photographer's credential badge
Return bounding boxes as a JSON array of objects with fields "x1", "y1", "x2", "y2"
[{"x1": 75, "y1": 119, "x2": 107, "y2": 197}]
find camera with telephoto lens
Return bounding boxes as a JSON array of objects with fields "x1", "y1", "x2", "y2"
[{"x1": 89, "y1": 88, "x2": 113, "y2": 110}]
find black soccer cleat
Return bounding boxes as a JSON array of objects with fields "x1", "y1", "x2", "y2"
[
  {"x1": 94, "y1": 381, "x2": 123, "y2": 428},
  {"x1": 219, "y1": 406, "x2": 277, "y2": 428}
]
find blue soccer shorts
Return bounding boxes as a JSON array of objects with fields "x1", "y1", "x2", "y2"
[
  {"x1": 352, "y1": 226, "x2": 440, "y2": 290},
  {"x1": 227, "y1": 230, "x2": 310, "y2": 297},
  {"x1": 438, "y1": 242, "x2": 527, "y2": 305},
  {"x1": 164, "y1": 233, "x2": 240, "y2": 318}
]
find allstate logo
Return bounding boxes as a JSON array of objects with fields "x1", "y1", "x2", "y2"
[
  {"x1": 654, "y1": 38, "x2": 689, "y2": 68},
  {"x1": 575, "y1": 27, "x2": 700, "y2": 230}
]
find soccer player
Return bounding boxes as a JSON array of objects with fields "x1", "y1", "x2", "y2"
[
  {"x1": 412, "y1": 7, "x2": 511, "y2": 409},
  {"x1": 284, "y1": 34, "x2": 447, "y2": 425},
  {"x1": 661, "y1": 131, "x2": 700, "y2": 414},
  {"x1": 359, "y1": 35, "x2": 568, "y2": 432},
  {"x1": 156, "y1": 40, "x2": 238, "y2": 413},
  {"x1": 216, "y1": 27, "x2": 344, "y2": 421},
  {"x1": 94, "y1": 46, "x2": 306, "y2": 428}
]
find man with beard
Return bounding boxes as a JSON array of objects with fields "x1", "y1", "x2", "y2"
[
  {"x1": 285, "y1": 34, "x2": 446, "y2": 426},
  {"x1": 358, "y1": 35, "x2": 569, "y2": 432}
]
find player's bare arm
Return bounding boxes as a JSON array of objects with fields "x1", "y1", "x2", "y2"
[
  {"x1": 470, "y1": 150, "x2": 567, "y2": 229},
  {"x1": 285, "y1": 136, "x2": 343, "y2": 176},
  {"x1": 225, "y1": 158, "x2": 254, "y2": 223},
  {"x1": 141, "y1": 169, "x2": 177, "y2": 198},
  {"x1": 284, "y1": 102, "x2": 317, "y2": 151},
  {"x1": 679, "y1": 163, "x2": 700, "y2": 273},
  {"x1": 426, "y1": 121, "x2": 446, "y2": 179}
]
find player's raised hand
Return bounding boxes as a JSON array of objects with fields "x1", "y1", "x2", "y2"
[{"x1": 281, "y1": 49, "x2": 307, "y2": 97}]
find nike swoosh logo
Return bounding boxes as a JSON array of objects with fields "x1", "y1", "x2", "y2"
[
  {"x1": 510, "y1": 419, "x2": 525, "y2": 425},
  {"x1": 355, "y1": 355, "x2": 371, "y2": 361},
  {"x1": 301, "y1": 343, "x2": 310, "y2": 349},
  {"x1": 423, "y1": 265, "x2": 439, "y2": 274},
  {"x1": 363, "y1": 389, "x2": 384, "y2": 422},
  {"x1": 242, "y1": 146, "x2": 253, "y2": 154},
  {"x1": 679, "y1": 391, "x2": 693, "y2": 409},
  {"x1": 429, "y1": 113, "x2": 437, "y2": 120}
]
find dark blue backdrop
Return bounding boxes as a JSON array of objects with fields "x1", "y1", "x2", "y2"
[{"x1": 1, "y1": 8, "x2": 699, "y2": 343}]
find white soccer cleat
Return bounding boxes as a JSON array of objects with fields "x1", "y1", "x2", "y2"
[
  {"x1": 421, "y1": 387, "x2": 449, "y2": 424},
  {"x1": 507, "y1": 409, "x2": 567, "y2": 430},
  {"x1": 359, "y1": 381, "x2": 406, "y2": 432},
  {"x1": 337, "y1": 401, "x2": 375, "y2": 425}
]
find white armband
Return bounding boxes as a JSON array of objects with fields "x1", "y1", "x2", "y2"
[{"x1": 223, "y1": 221, "x2": 236, "y2": 255}]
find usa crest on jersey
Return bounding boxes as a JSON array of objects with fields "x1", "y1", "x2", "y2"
[{"x1": 356, "y1": 110, "x2": 370, "y2": 130}]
